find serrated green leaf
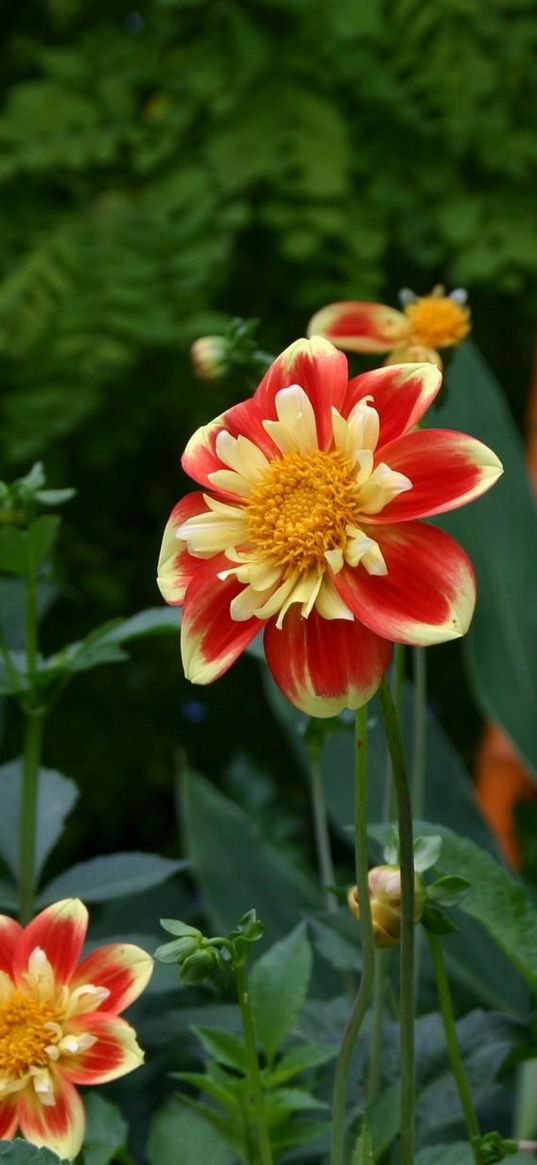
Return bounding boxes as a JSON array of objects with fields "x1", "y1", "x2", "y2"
[
  {"x1": 147, "y1": 1098, "x2": 234, "y2": 1165},
  {"x1": 0, "y1": 761, "x2": 78, "y2": 880},
  {"x1": 192, "y1": 1026, "x2": 247, "y2": 1072},
  {"x1": 38, "y1": 852, "x2": 187, "y2": 904},
  {"x1": 0, "y1": 1142, "x2": 68, "y2": 1164},
  {"x1": 250, "y1": 923, "x2": 312, "y2": 1060}
]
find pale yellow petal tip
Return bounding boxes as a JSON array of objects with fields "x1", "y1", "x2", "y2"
[{"x1": 280, "y1": 334, "x2": 339, "y2": 370}]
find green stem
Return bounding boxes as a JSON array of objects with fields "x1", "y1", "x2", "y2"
[
  {"x1": 367, "y1": 950, "x2": 388, "y2": 1102},
  {"x1": 412, "y1": 647, "x2": 427, "y2": 820},
  {"x1": 19, "y1": 710, "x2": 45, "y2": 923},
  {"x1": 378, "y1": 678, "x2": 415, "y2": 1165},
  {"x1": 25, "y1": 567, "x2": 39, "y2": 683},
  {"x1": 234, "y1": 961, "x2": 274, "y2": 1165},
  {"x1": 428, "y1": 931, "x2": 481, "y2": 1160},
  {"x1": 0, "y1": 627, "x2": 23, "y2": 694},
  {"x1": 307, "y1": 740, "x2": 337, "y2": 912},
  {"x1": 330, "y1": 705, "x2": 375, "y2": 1165},
  {"x1": 382, "y1": 643, "x2": 406, "y2": 821}
]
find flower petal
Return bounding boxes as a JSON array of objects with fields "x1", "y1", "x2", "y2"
[
  {"x1": 0, "y1": 1096, "x2": 18, "y2": 1139},
  {"x1": 62, "y1": 1012, "x2": 144, "y2": 1084},
  {"x1": 181, "y1": 557, "x2": 261, "y2": 684},
  {"x1": 17, "y1": 1074, "x2": 85, "y2": 1161},
  {"x1": 182, "y1": 398, "x2": 277, "y2": 491},
  {"x1": 0, "y1": 916, "x2": 22, "y2": 977},
  {"x1": 14, "y1": 900, "x2": 88, "y2": 987},
  {"x1": 344, "y1": 363, "x2": 443, "y2": 448},
  {"x1": 70, "y1": 943, "x2": 153, "y2": 1015},
  {"x1": 370, "y1": 430, "x2": 504, "y2": 522},
  {"x1": 263, "y1": 607, "x2": 391, "y2": 717},
  {"x1": 333, "y1": 523, "x2": 476, "y2": 646},
  {"x1": 157, "y1": 493, "x2": 209, "y2": 605},
  {"x1": 255, "y1": 336, "x2": 348, "y2": 449},
  {"x1": 307, "y1": 302, "x2": 409, "y2": 353}
]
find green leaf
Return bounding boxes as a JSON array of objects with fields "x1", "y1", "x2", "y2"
[
  {"x1": 180, "y1": 768, "x2": 322, "y2": 944},
  {"x1": 0, "y1": 517, "x2": 61, "y2": 576},
  {"x1": 192, "y1": 1026, "x2": 247, "y2": 1072},
  {"x1": 250, "y1": 922, "x2": 312, "y2": 1060},
  {"x1": 38, "y1": 852, "x2": 187, "y2": 904},
  {"x1": 441, "y1": 342, "x2": 537, "y2": 777},
  {"x1": 308, "y1": 912, "x2": 362, "y2": 973},
  {"x1": 427, "y1": 874, "x2": 471, "y2": 906},
  {"x1": 352, "y1": 1119, "x2": 375, "y2": 1165},
  {"x1": 0, "y1": 761, "x2": 78, "y2": 880},
  {"x1": 415, "y1": 1146, "x2": 474, "y2": 1165},
  {"x1": 0, "y1": 1143, "x2": 68, "y2": 1164},
  {"x1": 413, "y1": 834, "x2": 442, "y2": 873},
  {"x1": 100, "y1": 607, "x2": 180, "y2": 642},
  {"x1": 264, "y1": 1086, "x2": 327, "y2": 1121},
  {"x1": 147, "y1": 1098, "x2": 234, "y2": 1165},
  {"x1": 422, "y1": 901, "x2": 458, "y2": 935},
  {"x1": 265, "y1": 1042, "x2": 337, "y2": 1087},
  {"x1": 82, "y1": 1094, "x2": 128, "y2": 1165}
]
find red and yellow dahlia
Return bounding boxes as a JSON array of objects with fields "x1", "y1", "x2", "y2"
[
  {"x1": 308, "y1": 286, "x2": 471, "y2": 370},
  {"x1": 158, "y1": 337, "x2": 502, "y2": 717},
  {"x1": 0, "y1": 899, "x2": 153, "y2": 1159}
]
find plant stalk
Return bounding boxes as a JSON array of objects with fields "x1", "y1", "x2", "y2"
[
  {"x1": 378, "y1": 677, "x2": 415, "y2": 1165},
  {"x1": 234, "y1": 960, "x2": 274, "y2": 1165},
  {"x1": 19, "y1": 710, "x2": 45, "y2": 923},
  {"x1": 307, "y1": 740, "x2": 337, "y2": 912},
  {"x1": 330, "y1": 704, "x2": 375, "y2": 1165},
  {"x1": 412, "y1": 647, "x2": 427, "y2": 820},
  {"x1": 367, "y1": 949, "x2": 388, "y2": 1102},
  {"x1": 427, "y1": 931, "x2": 481, "y2": 1161}
]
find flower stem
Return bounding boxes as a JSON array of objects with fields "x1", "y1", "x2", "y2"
[
  {"x1": 307, "y1": 736, "x2": 337, "y2": 912},
  {"x1": 367, "y1": 949, "x2": 388, "y2": 1102},
  {"x1": 234, "y1": 960, "x2": 274, "y2": 1165},
  {"x1": 378, "y1": 677, "x2": 415, "y2": 1165},
  {"x1": 19, "y1": 710, "x2": 45, "y2": 923},
  {"x1": 412, "y1": 647, "x2": 427, "y2": 820},
  {"x1": 427, "y1": 931, "x2": 481, "y2": 1160},
  {"x1": 330, "y1": 704, "x2": 375, "y2": 1165}
]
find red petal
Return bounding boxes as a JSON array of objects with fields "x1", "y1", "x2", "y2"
[
  {"x1": 308, "y1": 302, "x2": 409, "y2": 353},
  {"x1": 181, "y1": 556, "x2": 261, "y2": 684},
  {"x1": 0, "y1": 915, "x2": 22, "y2": 977},
  {"x1": 264, "y1": 608, "x2": 391, "y2": 717},
  {"x1": 254, "y1": 337, "x2": 348, "y2": 449},
  {"x1": 370, "y1": 429, "x2": 504, "y2": 523},
  {"x1": 71, "y1": 942, "x2": 153, "y2": 1014},
  {"x1": 344, "y1": 363, "x2": 442, "y2": 448},
  {"x1": 62, "y1": 1012, "x2": 144, "y2": 1084},
  {"x1": 157, "y1": 492, "x2": 209, "y2": 606},
  {"x1": 333, "y1": 523, "x2": 476, "y2": 646},
  {"x1": 17, "y1": 1074, "x2": 85, "y2": 1161},
  {"x1": 14, "y1": 900, "x2": 88, "y2": 986},
  {"x1": 0, "y1": 1097, "x2": 18, "y2": 1139},
  {"x1": 181, "y1": 397, "x2": 277, "y2": 491}
]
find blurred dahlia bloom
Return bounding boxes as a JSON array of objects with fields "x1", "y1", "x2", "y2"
[
  {"x1": 308, "y1": 286, "x2": 471, "y2": 370},
  {"x1": 0, "y1": 899, "x2": 153, "y2": 1159},
  {"x1": 158, "y1": 336, "x2": 501, "y2": 717}
]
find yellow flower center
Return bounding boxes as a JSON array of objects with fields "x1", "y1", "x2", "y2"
[
  {"x1": 246, "y1": 449, "x2": 360, "y2": 572},
  {"x1": 0, "y1": 991, "x2": 61, "y2": 1078},
  {"x1": 404, "y1": 295, "x2": 470, "y2": 349}
]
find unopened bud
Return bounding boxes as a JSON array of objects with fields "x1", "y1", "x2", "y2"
[
  {"x1": 191, "y1": 336, "x2": 229, "y2": 381},
  {"x1": 181, "y1": 946, "x2": 220, "y2": 984},
  {"x1": 384, "y1": 344, "x2": 443, "y2": 370},
  {"x1": 348, "y1": 865, "x2": 425, "y2": 947}
]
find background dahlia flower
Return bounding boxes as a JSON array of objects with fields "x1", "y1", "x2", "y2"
[
  {"x1": 0, "y1": 898, "x2": 153, "y2": 1159},
  {"x1": 158, "y1": 336, "x2": 502, "y2": 717},
  {"x1": 307, "y1": 286, "x2": 471, "y2": 370}
]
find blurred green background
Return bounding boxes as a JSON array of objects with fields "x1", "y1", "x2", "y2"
[{"x1": 1, "y1": 0, "x2": 536, "y2": 868}]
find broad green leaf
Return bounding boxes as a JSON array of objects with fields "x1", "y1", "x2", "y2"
[
  {"x1": 413, "y1": 835, "x2": 442, "y2": 873},
  {"x1": 415, "y1": 1146, "x2": 474, "y2": 1165},
  {"x1": 0, "y1": 1143, "x2": 67, "y2": 1164},
  {"x1": 0, "y1": 517, "x2": 60, "y2": 576},
  {"x1": 250, "y1": 923, "x2": 312, "y2": 1059},
  {"x1": 100, "y1": 607, "x2": 180, "y2": 642},
  {"x1": 270, "y1": 1118, "x2": 330, "y2": 1153},
  {"x1": 0, "y1": 762, "x2": 78, "y2": 880},
  {"x1": 263, "y1": 1086, "x2": 327, "y2": 1119},
  {"x1": 192, "y1": 1026, "x2": 247, "y2": 1072},
  {"x1": 441, "y1": 342, "x2": 537, "y2": 777},
  {"x1": 265, "y1": 1042, "x2": 337, "y2": 1086},
  {"x1": 83, "y1": 1094, "x2": 128, "y2": 1165},
  {"x1": 352, "y1": 1119, "x2": 375, "y2": 1165},
  {"x1": 181, "y1": 768, "x2": 322, "y2": 944},
  {"x1": 147, "y1": 1098, "x2": 234, "y2": 1165},
  {"x1": 308, "y1": 912, "x2": 362, "y2": 973},
  {"x1": 38, "y1": 852, "x2": 187, "y2": 905},
  {"x1": 367, "y1": 1081, "x2": 400, "y2": 1159}
]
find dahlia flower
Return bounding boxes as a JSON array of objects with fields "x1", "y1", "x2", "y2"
[
  {"x1": 307, "y1": 286, "x2": 471, "y2": 369},
  {"x1": 0, "y1": 899, "x2": 153, "y2": 1159},
  {"x1": 158, "y1": 336, "x2": 502, "y2": 717}
]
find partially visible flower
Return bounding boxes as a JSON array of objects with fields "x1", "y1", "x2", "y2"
[
  {"x1": 0, "y1": 899, "x2": 153, "y2": 1159},
  {"x1": 348, "y1": 865, "x2": 425, "y2": 947},
  {"x1": 191, "y1": 336, "x2": 230, "y2": 381},
  {"x1": 308, "y1": 286, "x2": 470, "y2": 370},
  {"x1": 157, "y1": 336, "x2": 502, "y2": 718}
]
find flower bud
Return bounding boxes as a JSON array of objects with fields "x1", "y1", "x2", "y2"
[
  {"x1": 181, "y1": 946, "x2": 221, "y2": 984},
  {"x1": 383, "y1": 344, "x2": 442, "y2": 370},
  {"x1": 191, "y1": 336, "x2": 229, "y2": 381},
  {"x1": 348, "y1": 865, "x2": 425, "y2": 947}
]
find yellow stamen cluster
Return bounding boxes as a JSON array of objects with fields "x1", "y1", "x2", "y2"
[
  {"x1": 246, "y1": 449, "x2": 360, "y2": 572},
  {"x1": 404, "y1": 295, "x2": 470, "y2": 349},
  {"x1": 0, "y1": 991, "x2": 61, "y2": 1078}
]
